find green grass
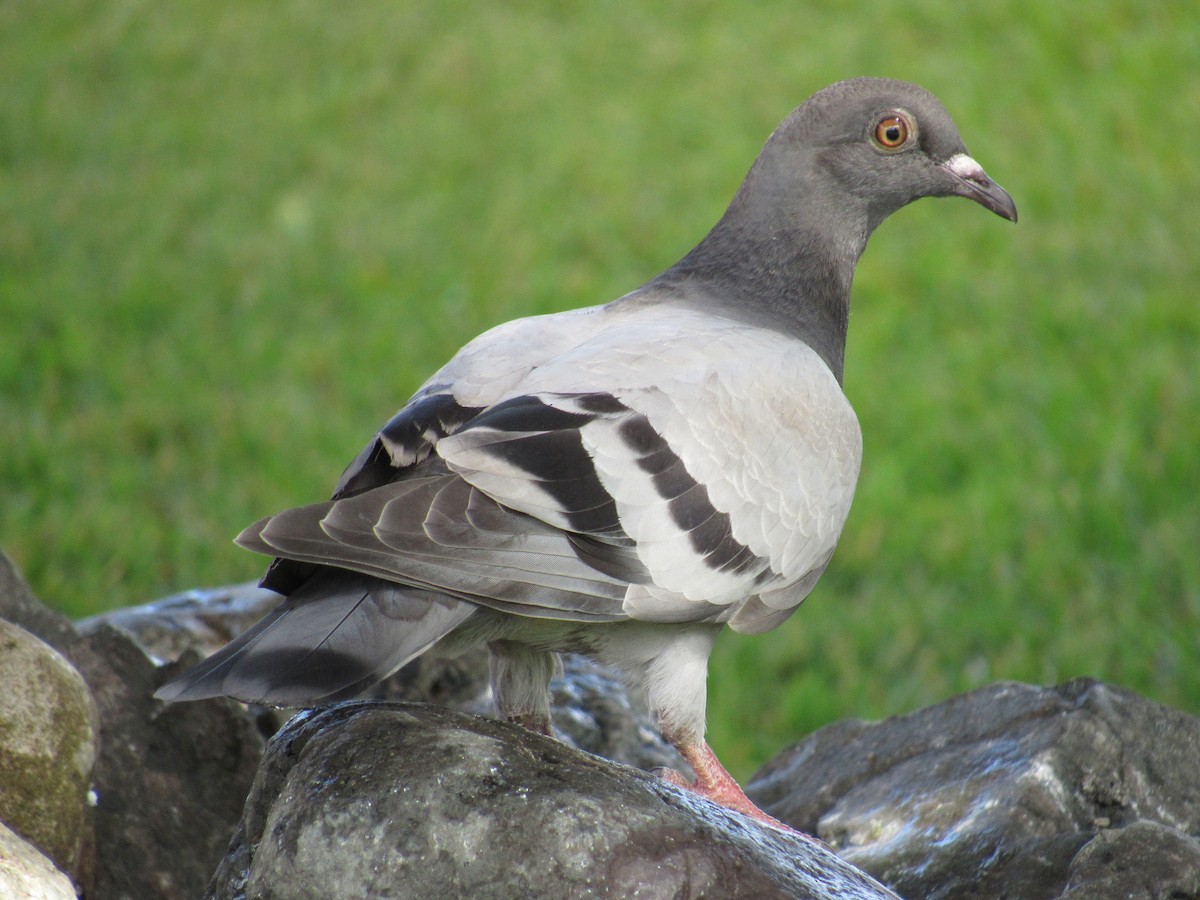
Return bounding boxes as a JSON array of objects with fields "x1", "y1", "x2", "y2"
[{"x1": 2, "y1": 2, "x2": 1197, "y2": 778}]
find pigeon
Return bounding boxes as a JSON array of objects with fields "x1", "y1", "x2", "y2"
[{"x1": 157, "y1": 77, "x2": 1016, "y2": 828}]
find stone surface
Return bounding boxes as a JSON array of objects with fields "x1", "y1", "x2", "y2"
[
  {"x1": 748, "y1": 679, "x2": 1200, "y2": 899},
  {"x1": 0, "y1": 551, "x2": 78, "y2": 654},
  {"x1": 0, "y1": 821, "x2": 77, "y2": 900},
  {"x1": 9, "y1": 565, "x2": 1200, "y2": 897},
  {"x1": 70, "y1": 624, "x2": 265, "y2": 900},
  {"x1": 76, "y1": 581, "x2": 280, "y2": 663},
  {"x1": 1060, "y1": 821, "x2": 1200, "y2": 898},
  {"x1": 210, "y1": 701, "x2": 899, "y2": 899},
  {"x1": 0, "y1": 618, "x2": 97, "y2": 892}
]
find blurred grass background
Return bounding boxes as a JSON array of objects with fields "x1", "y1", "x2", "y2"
[{"x1": 2, "y1": 1, "x2": 1197, "y2": 777}]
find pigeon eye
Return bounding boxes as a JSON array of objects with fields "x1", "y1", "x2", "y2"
[{"x1": 873, "y1": 114, "x2": 912, "y2": 151}]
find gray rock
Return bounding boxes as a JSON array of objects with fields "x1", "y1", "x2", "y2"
[
  {"x1": 0, "y1": 551, "x2": 78, "y2": 654},
  {"x1": 0, "y1": 820, "x2": 77, "y2": 900},
  {"x1": 0, "y1": 618, "x2": 97, "y2": 893},
  {"x1": 210, "y1": 701, "x2": 899, "y2": 899},
  {"x1": 1061, "y1": 821, "x2": 1200, "y2": 898},
  {"x1": 77, "y1": 581, "x2": 280, "y2": 663},
  {"x1": 54, "y1": 578, "x2": 1200, "y2": 897},
  {"x1": 70, "y1": 625, "x2": 265, "y2": 900},
  {"x1": 399, "y1": 651, "x2": 686, "y2": 774},
  {"x1": 747, "y1": 679, "x2": 1200, "y2": 899}
]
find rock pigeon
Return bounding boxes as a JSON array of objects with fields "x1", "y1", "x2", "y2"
[{"x1": 157, "y1": 78, "x2": 1016, "y2": 828}]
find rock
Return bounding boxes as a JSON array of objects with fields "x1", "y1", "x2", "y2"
[
  {"x1": 26, "y1": 572, "x2": 1200, "y2": 897},
  {"x1": 70, "y1": 625, "x2": 265, "y2": 900},
  {"x1": 360, "y1": 650, "x2": 688, "y2": 775},
  {"x1": 1060, "y1": 821, "x2": 1200, "y2": 898},
  {"x1": 0, "y1": 551, "x2": 78, "y2": 654},
  {"x1": 210, "y1": 701, "x2": 899, "y2": 899},
  {"x1": 76, "y1": 581, "x2": 280, "y2": 663},
  {"x1": 747, "y1": 679, "x2": 1200, "y2": 899},
  {"x1": 0, "y1": 821, "x2": 78, "y2": 900},
  {"x1": 0, "y1": 618, "x2": 97, "y2": 893}
]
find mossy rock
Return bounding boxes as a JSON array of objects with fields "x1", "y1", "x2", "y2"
[{"x1": 0, "y1": 618, "x2": 98, "y2": 887}]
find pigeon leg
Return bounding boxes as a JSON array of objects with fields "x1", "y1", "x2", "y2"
[
  {"x1": 664, "y1": 739, "x2": 799, "y2": 834},
  {"x1": 489, "y1": 641, "x2": 558, "y2": 737}
]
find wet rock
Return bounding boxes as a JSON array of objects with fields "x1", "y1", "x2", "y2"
[
  {"x1": 0, "y1": 618, "x2": 97, "y2": 893},
  {"x1": 210, "y1": 701, "x2": 899, "y2": 899},
  {"x1": 748, "y1": 679, "x2": 1200, "y2": 899}
]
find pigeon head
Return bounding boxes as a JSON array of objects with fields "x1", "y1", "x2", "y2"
[
  {"x1": 784, "y1": 77, "x2": 1018, "y2": 228},
  {"x1": 659, "y1": 77, "x2": 1016, "y2": 381}
]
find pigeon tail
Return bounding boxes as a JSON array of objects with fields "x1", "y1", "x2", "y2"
[{"x1": 154, "y1": 570, "x2": 477, "y2": 707}]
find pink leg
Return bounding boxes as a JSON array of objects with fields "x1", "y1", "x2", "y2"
[{"x1": 662, "y1": 739, "x2": 803, "y2": 835}]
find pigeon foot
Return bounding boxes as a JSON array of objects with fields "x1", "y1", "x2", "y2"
[
  {"x1": 664, "y1": 740, "x2": 808, "y2": 836},
  {"x1": 509, "y1": 712, "x2": 554, "y2": 736}
]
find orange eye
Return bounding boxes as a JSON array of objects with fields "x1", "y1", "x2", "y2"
[{"x1": 873, "y1": 114, "x2": 911, "y2": 150}]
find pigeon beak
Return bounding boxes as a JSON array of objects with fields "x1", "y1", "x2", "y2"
[{"x1": 942, "y1": 153, "x2": 1018, "y2": 222}]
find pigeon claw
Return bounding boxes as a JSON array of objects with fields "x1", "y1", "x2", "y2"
[
  {"x1": 663, "y1": 740, "x2": 808, "y2": 836},
  {"x1": 509, "y1": 712, "x2": 555, "y2": 737}
]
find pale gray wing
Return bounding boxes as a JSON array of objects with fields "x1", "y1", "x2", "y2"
[
  {"x1": 438, "y1": 392, "x2": 779, "y2": 607},
  {"x1": 160, "y1": 306, "x2": 629, "y2": 706},
  {"x1": 238, "y1": 465, "x2": 637, "y2": 622},
  {"x1": 439, "y1": 316, "x2": 862, "y2": 626},
  {"x1": 235, "y1": 385, "x2": 782, "y2": 625},
  {"x1": 205, "y1": 303, "x2": 859, "y2": 698},
  {"x1": 259, "y1": 304, "x2": 615, "y2": 596}
]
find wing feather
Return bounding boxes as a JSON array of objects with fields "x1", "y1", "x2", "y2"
[{"x1": 245, "y1": 305, "x2": 860, "y2": 630}]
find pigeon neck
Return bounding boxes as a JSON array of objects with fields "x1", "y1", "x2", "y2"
[{"x1": 653, "y1": 191, "x2": 868, "y2": 384}]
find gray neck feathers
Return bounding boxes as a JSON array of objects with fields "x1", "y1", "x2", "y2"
[{"x1": 648, "y1": 147, "x2": 871, "y2": 384}]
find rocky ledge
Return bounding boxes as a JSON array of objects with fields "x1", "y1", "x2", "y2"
[{"x1": 1, "y1": 551, "x2": 1198, "y2": 899}]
